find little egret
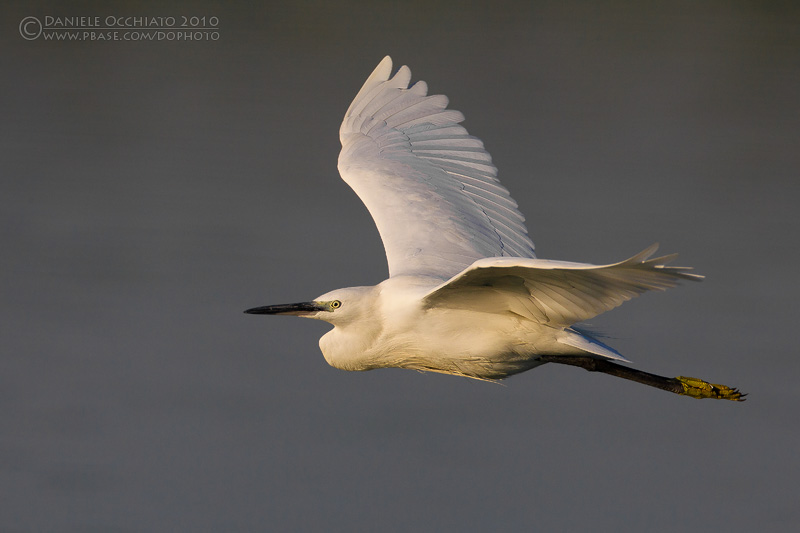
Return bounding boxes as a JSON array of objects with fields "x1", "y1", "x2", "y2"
[{"x1": 246, "y1": 56, "x2": 744, "y2": 401}]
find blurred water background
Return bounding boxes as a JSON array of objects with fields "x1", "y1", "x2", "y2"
[{"x1": 2, "y1": 1, "x2": 798, "y2": 530}]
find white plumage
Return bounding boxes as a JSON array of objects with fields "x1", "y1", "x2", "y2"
[
  {"x1": 246, "y1": 56, "x2": 745, "y2": 401},
  {"x1": 338, "y1": 56, "x2": 534, "y2": 278}
]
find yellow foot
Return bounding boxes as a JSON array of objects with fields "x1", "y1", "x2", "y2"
[{"x1": 675, "y1": 376, "x2": 746, "y2": 401}]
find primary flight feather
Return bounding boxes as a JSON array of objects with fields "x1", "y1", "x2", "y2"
[{"x1": 246, "y1": 56, "x2": 744, "y2": 400}]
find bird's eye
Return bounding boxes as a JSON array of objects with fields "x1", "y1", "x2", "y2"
[{"x1": 330, "y1": 300, "x2": 342, "y2": 309}]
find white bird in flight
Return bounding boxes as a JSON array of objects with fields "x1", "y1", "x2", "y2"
[{"x1": 246, "y1": 56, "x2": 743, "y2": 401}]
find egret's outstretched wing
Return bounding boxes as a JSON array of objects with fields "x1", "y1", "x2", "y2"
[
  {"x1": 338, "y1": 56, "x2": 535, "y2": 279},
  {"x1": 422, "y1": 244, "x2": 703, "y2": 326}
]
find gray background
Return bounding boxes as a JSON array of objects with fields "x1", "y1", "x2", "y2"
[{"x1": 3, "y1": 1, "x2": 798, "y2": 531}]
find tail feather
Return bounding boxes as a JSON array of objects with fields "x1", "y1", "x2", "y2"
[{"x1": 559, "y1": 327, "x2": 630, "y2": 363}]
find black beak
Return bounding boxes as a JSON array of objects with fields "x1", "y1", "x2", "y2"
[{"x1": 244, "y1": 301, "x2": 326, "y2": 316}]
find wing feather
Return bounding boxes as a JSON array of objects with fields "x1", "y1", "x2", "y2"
[
  {"x1": 338, "y1": 56, "x2": 535, "y2": 278},
  {"x1": 422, "y1": 244, "x2": 703, "y2": 326}
]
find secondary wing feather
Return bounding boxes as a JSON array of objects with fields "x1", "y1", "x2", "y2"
[{"x1": 338, "y1": 56, "x2": 535, "y2": 279}]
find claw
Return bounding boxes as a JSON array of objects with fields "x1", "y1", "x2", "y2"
[{"x1": 675, "y1": 376, "x2": 746, "y2": 401}]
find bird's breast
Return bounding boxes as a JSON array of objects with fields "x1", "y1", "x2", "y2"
[{"x1": 318, "y1": 305, "x2": 553, "y2": 379}]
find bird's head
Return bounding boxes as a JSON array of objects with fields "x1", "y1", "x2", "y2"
[{"x1": 244, "y1": 286, "x2": 374, "y2": 326}]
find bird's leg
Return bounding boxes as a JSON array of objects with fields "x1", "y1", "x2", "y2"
[{"x1": 537, "y1": 355, "x2": 745, "y2": 401}]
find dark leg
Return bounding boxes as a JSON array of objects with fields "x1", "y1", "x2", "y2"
[{"x1": 537, "y1": 355, "x2": 745, "y2": 401}]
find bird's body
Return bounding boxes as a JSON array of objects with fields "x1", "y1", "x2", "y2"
[
  {"x1": 315, "y1": 277, "x2": 550, "y2": 379},
  {"x1": 246, "y1": 56, "x2": 744, "y2": 400},
  {"x1": 312, "y1": 248, "x2": 680, "y2": 380}
]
